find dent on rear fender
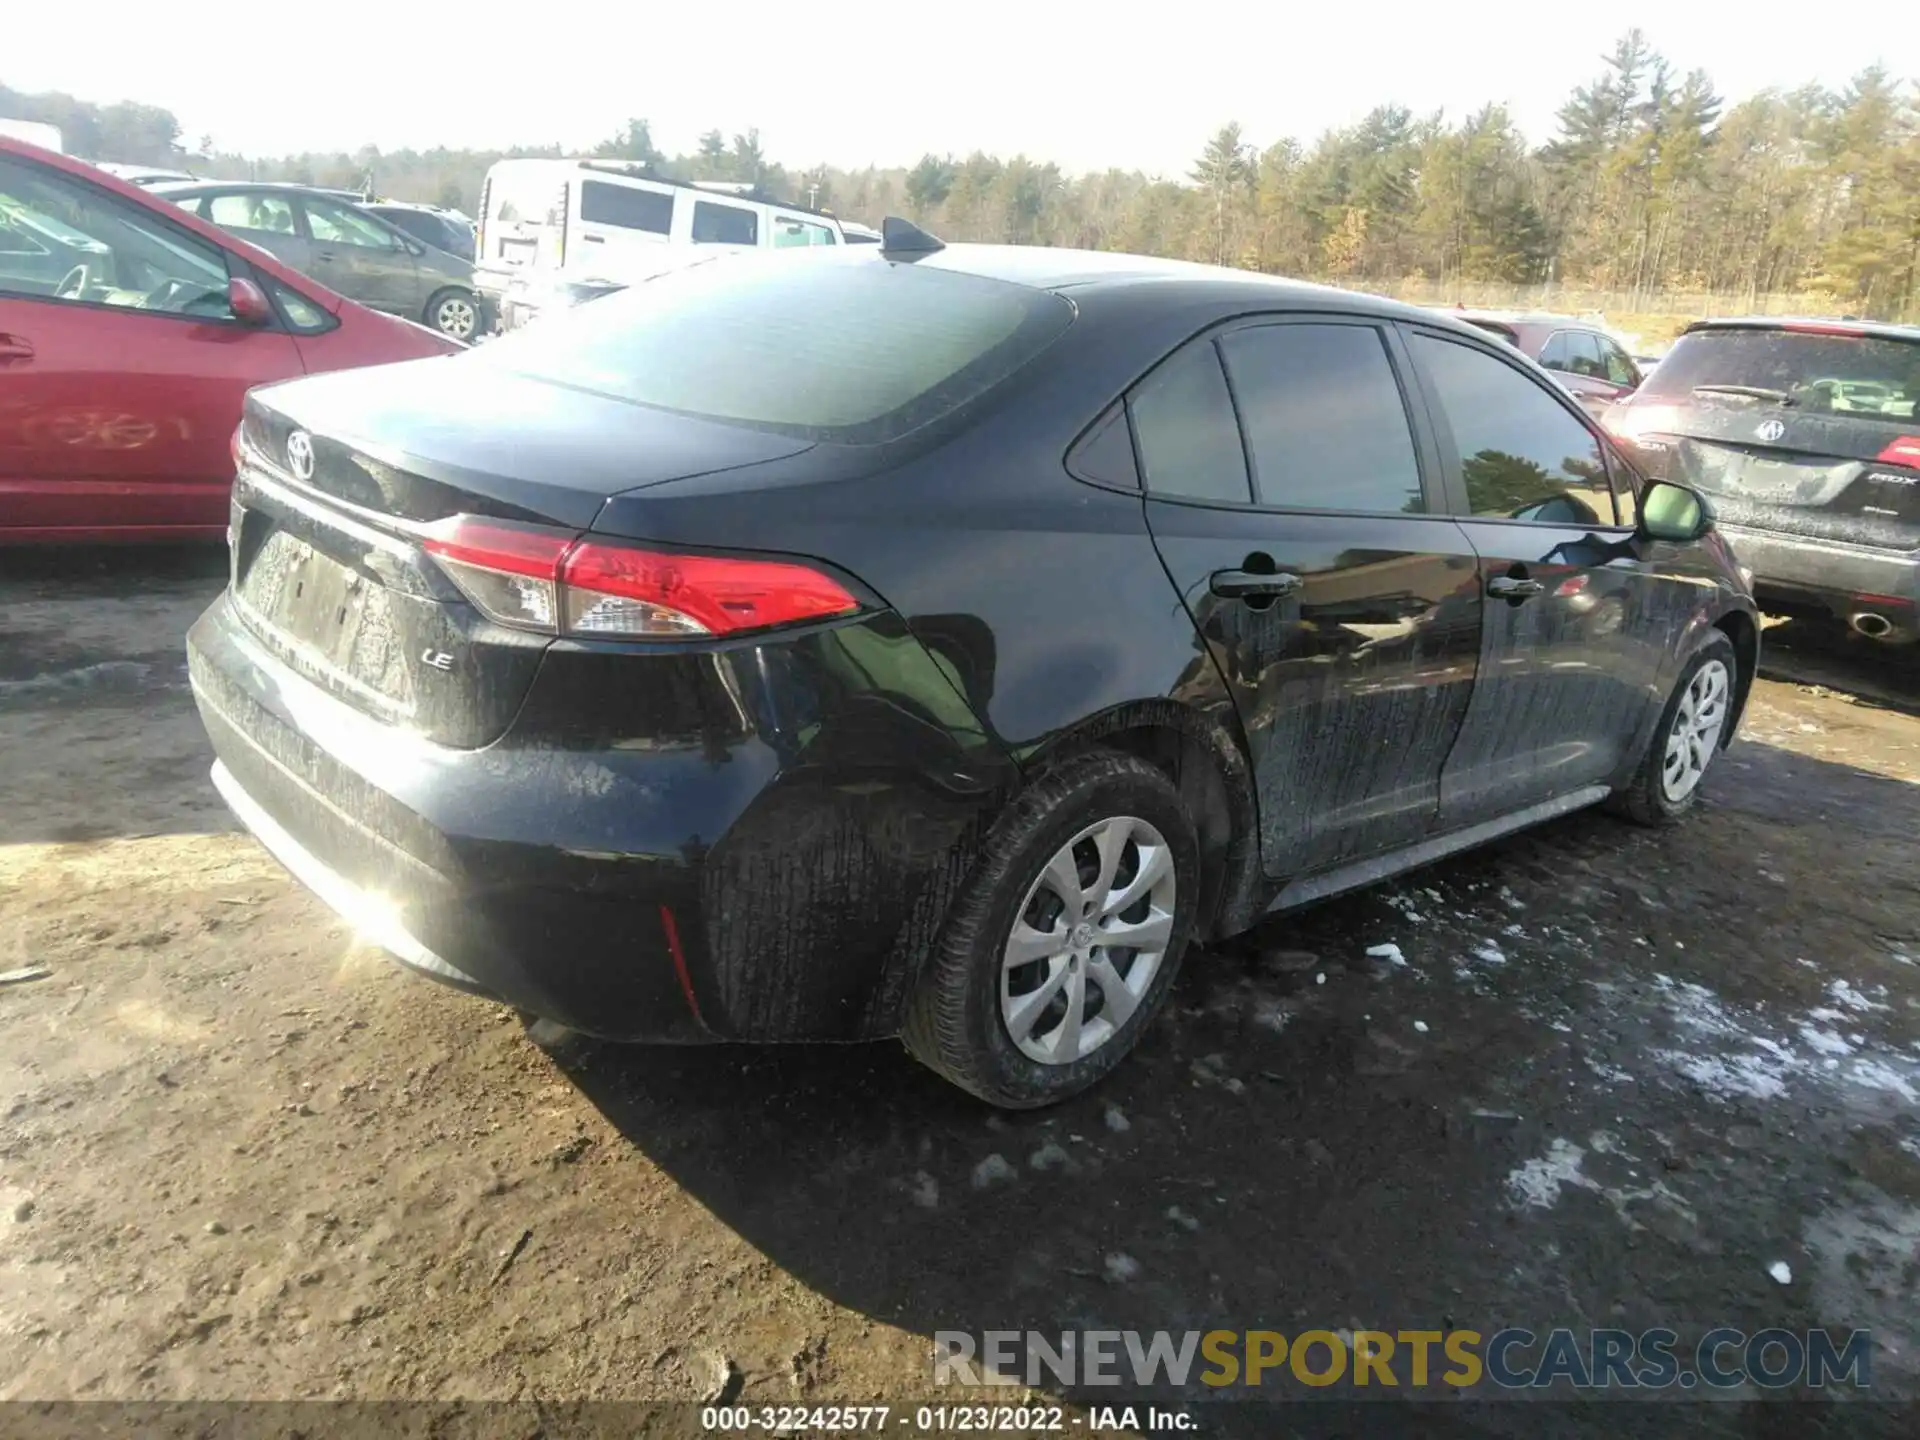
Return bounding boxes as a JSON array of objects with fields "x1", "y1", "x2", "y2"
[{"x1": 694, "y1": 613, "x2": 1023, "y2": 1041}]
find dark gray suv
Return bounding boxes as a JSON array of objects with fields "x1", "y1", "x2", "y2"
[{"x1": 152, "y1": 181, "x2": 485, "y2": 341}]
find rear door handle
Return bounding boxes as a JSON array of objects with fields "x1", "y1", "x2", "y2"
[
  {"x1": 1487, "y1": 575, "x2": 1545, "y2": 600},
  {"x1": 1211, "y1": 568, "x2": 1303, "y2": 600},
  {"x1": 314, "y1": 249, "x2": 337, "y2": 261},
  {"x1": 582, "y1": 234, "x2": 605, "y2": 243},
  {"x1": 0, "y1": 333, "x2": 34, "y2": 361}
]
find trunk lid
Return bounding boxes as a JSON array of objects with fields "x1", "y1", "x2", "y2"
[{"x1": 228, "y1": 358, "x2": 813, "y2": 748}]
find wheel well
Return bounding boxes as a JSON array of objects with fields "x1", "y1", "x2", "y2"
[
  {"x1": 1714, "y1": 609, "x2": 1758, "y2": 741},
  {"x1": 1024, "y1": 708, "x2": 1259, "y2": 942}
]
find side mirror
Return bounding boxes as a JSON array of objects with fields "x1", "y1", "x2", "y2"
[
  {"x1": 228, "y1": 276, "x2": 273, "y2": 326},
  {"x1": 1638, "y1": 480, "x2": 1712, "y2": 543}
]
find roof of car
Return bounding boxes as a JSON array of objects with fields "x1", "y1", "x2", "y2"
[
  {"x1": 1686, "y1": 316, "x2": 1920, "y2": 344},
  {"x1": 1448, "y1": 308, "x2": 1600, "y2": 328},
  {"x1": 913, "y1": 244, "x2": 1455, "y2": 325}
]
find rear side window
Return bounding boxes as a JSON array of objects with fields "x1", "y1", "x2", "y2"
[
  {"x1": 209, "y1": 193, "x2": 295, "y2": 234},
  {"x1": 1412, "y1": 334, "x2": 1617, "y2": 525},
  {"x1": 1129, "y1": 341, "x2": 1251, "y2": 504},
  {"x1": 1218, "y1": 323, "x2": 1423, "y2": 513},
  {"x1": 480, "y1": 252, "x2": 1073, "y2": 444},
  {"x1": 693, "y1": 201, "x2": 758, "y2": 245},
  {"x1": 579, "y1": 181, "x2": 673, "y2": 236},
  {"x1": 1642, "y1": 328, "x2": 1920, "y2": 420}
]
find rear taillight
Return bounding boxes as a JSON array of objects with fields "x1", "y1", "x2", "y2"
[
  {"x1": 420, "y1": 516, "x2": 861, "y2": 639},
  {"x1": 1876, "y1": 436, "x2": 1920, "y2": 467}
]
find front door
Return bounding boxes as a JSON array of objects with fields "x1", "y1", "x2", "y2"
[
  {"x1": 1137, "y1": 318, "x2": 1484, "y2": 880},
  {"x1": 298, "y1": 196, "x2": 418, "y2": 315},
  {"x1": 1402, "y1": 326, "x2": 1684, "y2": 825}
]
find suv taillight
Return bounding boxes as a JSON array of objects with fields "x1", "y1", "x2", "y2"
[{"x1": 420, "y1": 517, "x2": 861, "y2": 639}]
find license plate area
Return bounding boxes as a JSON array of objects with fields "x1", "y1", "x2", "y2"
[{"x1": 235, "y1": 526, "x2": 416, "y2": 711}]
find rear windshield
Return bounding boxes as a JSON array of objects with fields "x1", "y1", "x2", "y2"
[
  {"x1": 1643, "y1": 328, "x2": 1920, "y2": 422},
  {"x1": 476, "y1": 252, "x2": 1075, "y2": 444}
]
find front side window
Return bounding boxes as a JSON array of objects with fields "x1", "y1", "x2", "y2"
[
  {"x1": 692, "y1": 201, "x2": 758, "y2": 246},
  {"x1": 0, "y1": 156, "x2": 233, "y2": 319},
  {"x1": 479, "y1": 250, "x2": 1072, "y2": 445},
  {"x1": 1129, "y1": 340, "x2": 1252, "y2": 505},
  {"x1": 579, "y1": 181, "x2": 673, "y2": 235},
  {"x1": 1412, "y1": 333, "x2": 1617, "y2": 526},
  {"x1": 1218, "y1": 323, "x2": 1423, "y2": 514},
  {"x1": 303, "y1": 199, "x2": 395, "y2": 249},
  {"x1": 1599, "y1": 339, "x2": 1639, "y2": 388},
  {"x1": 209, "y1": 193, "x2": 296, "y2": 235}
]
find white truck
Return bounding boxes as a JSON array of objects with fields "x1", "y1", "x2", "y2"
[{"x1": 475, "y1": 158, "x2": 850, "y2": 331}]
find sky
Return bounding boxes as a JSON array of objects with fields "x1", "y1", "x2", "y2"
[{"x1": 8, "y1": 2, "x2": 1917, "y2": 174}]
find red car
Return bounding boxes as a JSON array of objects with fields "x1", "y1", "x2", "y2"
[{"x1": 0, "y1": 139, "x2": 460, "y2": 543}]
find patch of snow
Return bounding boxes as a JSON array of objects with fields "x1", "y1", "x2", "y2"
[
  {"x1": 1365, "y1": 942, "x2": 1406, "y2": 967},
  {"x1": 1102, "y1": 1103, "x2": 1130, "y2": 1134},
  {"x1": 1104, "y1": 1252, "x2": 1140, "y2": 1282},
  {"x1": 1797, "y1": 1026, "x2": 1855, "y2": 1058},
  {"x1": 971, "y1": 1154, "x2": 1017, "y2": 1190},
  {"x1": 1828, "y1": 980, "x2": 1890, "y2": 1014},
  {"x1": 1498, "y1": 886, "x2": 1525, "y2": 911},
  {"x1": 1848, "y1": 1060, "x2": 1918, "y2": 1103},
  {"x1": 1508, "y1": 1139, "x2": 1592, "y2": 1210},
  {"x1": 1654, "y1": 1048, "x2": 1792, "y2": 1101},
  {"x1": 1473, "y1": 941, "x2": 1508, "y2": 965},
  {"x1": 1413, "y1": 1021, "x2": 1429, "y2": 1034},
  {"x1": 1769, "y1": 1261, "x2": 1793, "y2": 1285}
]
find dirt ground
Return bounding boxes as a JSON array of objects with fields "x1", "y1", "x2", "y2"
[{"x1": 3, "y1": 547, "x2": 1919, "y2": 1436}]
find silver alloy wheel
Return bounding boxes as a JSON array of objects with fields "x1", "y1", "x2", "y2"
[
  {"x1": 1661, "y1": 657, "x2": 1730, "y2": 802},
  {"x1": 999, "y1": 815, "x2": 1177, "y2": 1065},
  {"x1": 433, "y1": 293, "x2": 478, "y2": 339}
]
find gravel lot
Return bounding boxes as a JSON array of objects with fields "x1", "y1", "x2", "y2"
[{"x1": 3, "y1": 547, "x2": 1918, "y2": 1435}]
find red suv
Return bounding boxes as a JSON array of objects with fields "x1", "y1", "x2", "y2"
[{"x1": 0, "y1": 139, "x2": 460, "y2": 543}]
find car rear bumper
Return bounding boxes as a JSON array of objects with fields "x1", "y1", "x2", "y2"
[
  {"x1": 1717, "y1": 522, "x2": 1919, "y2": 638},
  {"x1": 187, "y1": 591, "x2": 1017, "y2": 1042}
]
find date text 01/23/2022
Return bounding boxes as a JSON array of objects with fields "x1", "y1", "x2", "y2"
[{"x1": 700, "y1": 1406, "x2": 1196, "y2": 1432}]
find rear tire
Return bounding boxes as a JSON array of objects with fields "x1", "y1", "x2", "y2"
[
  {"x1": 425, "y1": 287, "x2": 480, "y2": 341},
  {"x1": 901, "y1": 749, "x2": 1200, "y2": 1109},
  {"x1": 1612, "y1": 632, "x2": 1737, "y2": 826}
]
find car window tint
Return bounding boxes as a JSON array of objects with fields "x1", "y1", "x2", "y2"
[
  {"x1": 579, "y1": 181, "x2": 673, "y2": 235},
  {"x1": 1600, "y1": 339, "x2": 1638, "y2": 387},
  {"x1": 1538, "y1": 331, "x2": 1573, "y2": 371},
  {"x1": 0, "y1": 157, "x2": 233, "y2": 319},
  {"x1": 209, "y1": 193, "x2": 296, "y2": 234},
  {"x1": 1567, "y1": 331, "x2": 1607, "y2": 379},
  {"x1": 1129, "y1": 340, "x2": 1252, "y2": 504},
  {"x1": 1219, "y1": 323, "x2": 1423, "y2": 513},
  {"x1": 1413, "y1": 334, "x2": 1618, "y2": 525},
  {"x1": 481, "y1": 251, "x2": 1072, "y2": 444},
  {"x1": 692, "y1": 201, "x2": 758, "y2": 245},
  {"x1": 304, "y1": 199, "x2": 394, "y2": 249},
  {"x1": 772, "y1": 216, "x2": 836, "y2": 248}
]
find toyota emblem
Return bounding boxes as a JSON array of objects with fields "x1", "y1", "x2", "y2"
[
  {"x1": 285, "y1": 429, "x2": 315, "y2": 481},
  {"x1": 1756, "y1": 419, "x2": 1786, "y2": 443}
]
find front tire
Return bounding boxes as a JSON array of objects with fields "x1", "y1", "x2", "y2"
[
  {"x1": 425, "y1": 287, "x2": 481, "y2": 341},
  {"x1": 1613, "y1": 631, "x2": 1737, "y2": 826},
  {"x1": 902, "y1": 749, "x2": 1200, "y2": 1109}
]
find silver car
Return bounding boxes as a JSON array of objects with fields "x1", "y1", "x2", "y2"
[{"x1": 151, "y1": 181, "x2": 486, "y2": 341}]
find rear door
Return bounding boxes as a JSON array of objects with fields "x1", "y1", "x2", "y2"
[
  {"x1": 1402, "y1": 326, "x2": 1682, "y2": 825},
  {"x1": 0, "y1": 154, "x2": 304, "y2": 536},
  {"x1": 1138, "y1": 317, "x2": 1483, "y2": 880},
  {"x1": 298, "y1": 196, "x2": 419, "y2": 314}
]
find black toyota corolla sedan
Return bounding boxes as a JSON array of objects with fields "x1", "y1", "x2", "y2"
[{"x1": 187, "y1": 223, "x2": 1758, "y2": 1108}]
